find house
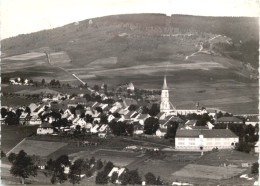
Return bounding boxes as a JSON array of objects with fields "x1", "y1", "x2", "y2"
[
  {"x1": 108, "y1": 114, "x2": 116, "y2": 123},
  {"x1": 19, "y1": 112, "x2": 31, "y2": 125},
  {"x1": 175, "y1": 129, "x2": 239, "y2": 150},
  {"x1": 137, "y1": 114, "x2": 150, "y2": 125},
  {"x1": 156, "y1": 128, "x2": 167, "y2": 138},
  {"x1": 98, "y1": 133, "x2": 107, "y2": 138},
  {"x1": 72, "y1": 117, "x2": 87, "y2": 128},
  {"x1": 91, "y1": 124, "x2": 100, "y2": 133},
  {"x1": 245, "y1": 116, "x2": 259, "y2": 126},
  {"x1": 160, "y1": 116, "x2": 184, "y2": 128},
  {"x1": 216, "y1": 116, "x2": 243, "y2": 125},
  {"x1": 157, "y1": 112, "x2": 167, "y2": 120},
  {"x1": 29, "y1": 115, "x2": 42, "y2": 125},
  {"x1": 207, "y1": 109, "x2": 217, "y2": 118},
  {"x1": 37, "y1": 123, "x2": 54, "y2": 135},
  {"x1": 134, "y1": 123, "x2": 144, "y2": 135},
  {"x1": 98, "y1": 124, "x2": 108, "y2": 133},
  {"x1": 127, "y1": 82, "x2": 135, "y2": 91},
  {"x1": 185, "y1": 120, "x2": 197, "y2": 126},
  {"x1": 108, "y1": 167, "x2": 126, "y2": 184},
  {"x1": 254, "y1": 141, "x2": 259, "y2": 153}
]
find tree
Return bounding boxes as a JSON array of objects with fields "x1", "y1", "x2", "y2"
[
  {"x1": 144, "y1": 117, "x2": 159, "y2": 135},
  {"x1": 68, "y1": 159, "x2": 87, "y2": 185},
  {"x1": 95, "y1": 107, "x2": 103, "y2": 113},
  {"x1": 95, "y1": 171, "x2": 109, "y2": 184},
  {"x1": 24, "y1": 107, "x2": 31, "y2": 115},
  {"x1": 94, "y1": 85, "x2": 99, "y2": 91},
  {"x1": 166, "y1": 121, "x2": 179, "y2": 138},
  {"x1": 5, "y1": 111, "x2": 19, "y2": 125},
  {"x1": 100, "y1": 115, "x2": 108, "y2": 124},
  {"x1": 41, "y1": 79, "x2": 45, "y2": 86},
  {"x1": 8, "y1": 152, "x2": 17, "y2": 163},
  {"x1": 46, "y1": 155, "x2": 70, "y2": 184},
  {"x1": 121, "y1": 169, "x2": 141, "y2": 185},
  {"x1": 111, "y1": 172, "x2": 118, "y2": 184},
  {"x1": 1, "y1": 107, "x2": 8, "y2": 118},
  {"x1": 103, "y1": 161, "x2": 114, "y2": 174},
  {"x1": 96, "y1": 159, "x2": 103, "y2": 170},
  {"x1": 145, "y1": 172, "x2": 157, "y2": 185},
  {"x1": 9, "y1": 150, "x2": 38, "y2": 184},
  {"x1": 236, "y1": 142, "x2": 251, "y2": 153},
  {"x1": 251, "y1": 162, "x2": 259, "y2": 174},
  {"x1": 86, "y1": 114, "x2": 94, "y2": 123},
  {"x1": 142, "y1": 106, "x2": 150, "y2": 114},
  {"x1": 1, "y1": 150, "x2": 6, "y2": 158},
  {"x1": 148, "y1": 104, "x2": 160, "y2": 116}
]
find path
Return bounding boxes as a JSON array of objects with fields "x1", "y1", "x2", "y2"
[
  {"x1": 122, "y1": 137, "x2": 171, "y2": 148},
  {"x1": 6, "y1": 138, "x2": 26, "y2": 156},
  {"x1": 185, "y1": 34, "x2": 222, "y2": 61}
]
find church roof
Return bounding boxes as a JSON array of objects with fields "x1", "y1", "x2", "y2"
[{"x1": 162, "y1": 76, "x2": 168, "y2": 90}]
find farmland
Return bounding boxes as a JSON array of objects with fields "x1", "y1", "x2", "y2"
[
  {"x1": 7, "y1": 139, "x2": 67, "y2": 157},
  {"x1": 1, "y1": 125, "x2": 38, "y2": 153}
]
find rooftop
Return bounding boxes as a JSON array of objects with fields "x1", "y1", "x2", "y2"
[{"x1": 176, "y1": 129, "x2": 238, "y2": 138}]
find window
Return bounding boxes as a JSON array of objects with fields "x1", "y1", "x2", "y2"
[
  {"x1": 189, "y1": 138, "x2": 195, "y2": 141},
  {"x1": 178, "y1": 142, "x2": 185, "y2": 145}
]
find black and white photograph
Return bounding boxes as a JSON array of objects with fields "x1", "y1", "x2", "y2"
[{"x1": 0, "y1": 0, "x2": 259, "y2": 185}]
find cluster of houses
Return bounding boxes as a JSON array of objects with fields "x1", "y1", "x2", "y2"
[
  {"x1": 9, "y1": 77, "x2": 32, "y2": 85},
  {"x1": 2, "y1": 76, "x2": 259, "y2": 152}
]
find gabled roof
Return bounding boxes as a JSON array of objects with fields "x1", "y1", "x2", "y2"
[
  {"x1": 246, "y1": 116, "x2": 259, "y2": 122},
  {"x1": 185, "y1": 120, "x2": 197, "y2": 126},
  {"x1": 176, "y1": 129, "x2": 238, "y2": 138},
  {"x1": 40, "y1": 122, "x2": 53, "y2": 128},
  {"x1": 138, "y1": 114, "x2": 150, "y2": 120},
  {"x1": 131, "y1": 113, "x2": 139, "y2": 119}
]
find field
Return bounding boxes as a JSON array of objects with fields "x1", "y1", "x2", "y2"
[
  {"x1": 1, "y1": 125, "x2": 38, "y2": 153},
  {"x1": 172, "y1": 164, "x2": 245, "y2": 179},
  {"x1": 69, "y1": 149, "x2": 142, "y2": 167},
  {"x1": 7, "y1": 139, "x2": 68, "y2": 157}
]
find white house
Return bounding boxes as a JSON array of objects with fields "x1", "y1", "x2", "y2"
[
  {"x1": 156, "y1": 128, "x2": 167, "y2": 138},
  {"x1": 108, "y1": 167, "x2": 126, "y2": 184},
  {"x1": 245, "y1": 116, "x2": 259, "y2": 126},
  {"x1": 37, "y1": 123, "x2": 54, "y2": 135},
  {"x1": 29, "y1": 115, "x2": 42, "y2": 125},
  {"x1": 175, "y1": 129, "x2": 239, "y2": 151}
]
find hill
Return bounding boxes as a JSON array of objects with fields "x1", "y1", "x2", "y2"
[{"x1": 1, "y1": 14, "x2": 259, "y2": 114}]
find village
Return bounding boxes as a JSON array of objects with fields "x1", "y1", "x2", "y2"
[{"x1": 1, "y1": 75, "x2": 259, "y2": 185}]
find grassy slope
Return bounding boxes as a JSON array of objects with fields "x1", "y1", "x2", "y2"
[{"x1": 1, "y1": 14, "x2": 259, "y2": 114}]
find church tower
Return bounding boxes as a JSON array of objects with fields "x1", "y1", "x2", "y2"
[{"x1": 160, "y1": 76, "x2": 171, "y2": 113}]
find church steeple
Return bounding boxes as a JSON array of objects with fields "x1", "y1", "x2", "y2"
[{"x1": 162, "y1": 75, "x2": 168, "y2": 90}]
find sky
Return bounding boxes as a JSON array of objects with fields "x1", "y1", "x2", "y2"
[{"x1": 1, "y1": 0, "x2": 259, "y2": 39}]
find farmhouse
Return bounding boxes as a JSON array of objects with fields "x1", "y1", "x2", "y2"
[{"x1": 175, "y1": 129, "x2": 239, "y2": 150}]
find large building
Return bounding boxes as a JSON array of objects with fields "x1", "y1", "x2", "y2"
[
  {"x1": 160, "y1": 76, "x2": 175, "y2": 114},
  {"x1": 175, "y1": 129, "x2": 239, "y2": 151}
]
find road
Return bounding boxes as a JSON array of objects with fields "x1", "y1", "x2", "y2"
[{"x1": 184, "y1": 34, "x2": 224, "y2": 61}]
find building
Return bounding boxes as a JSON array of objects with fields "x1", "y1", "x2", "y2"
[
  {"x1": 245, "y1": 116, "x2": 259, "y2": 126},
  {"x1": 216, "y1": 116, "x2": 243, "y2": 125},
  {"x1": 127, "y1": 82, "x2": 135, "y2": 91},
  {"x1": 37, "y1": 123, "x2": 54, "y2": 135},
  {"x1": 160, "y1": 76, "x2": 175, "y2": 114},
  {"x1": 175, "y1": 129, "x2": 239, "y2": 150}
]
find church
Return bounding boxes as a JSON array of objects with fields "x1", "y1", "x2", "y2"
[
  {"x1": 159, "y1": 75, "x2": 216, "y2": 117},
  {"x1": 160, "y1": 76, "x2": 175, "y2": 115}
]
